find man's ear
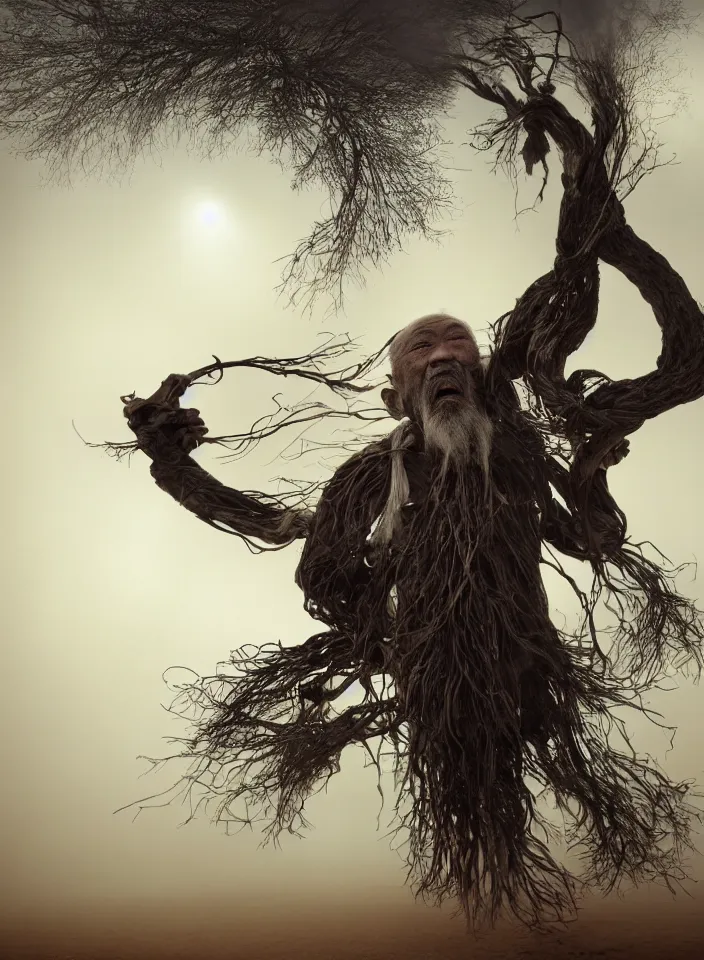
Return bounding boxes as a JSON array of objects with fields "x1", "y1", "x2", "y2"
[{"x1": 381, "y1": 386, "x2": 405, "y2": 421}]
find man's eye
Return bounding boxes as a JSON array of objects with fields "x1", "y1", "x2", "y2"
[{"x1": 412, "y1": 342, "x2": 430, "y2": 352}]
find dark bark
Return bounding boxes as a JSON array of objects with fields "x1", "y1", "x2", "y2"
[{"x1": 150, "y1": 455, "x2": 311, "y2": 549}]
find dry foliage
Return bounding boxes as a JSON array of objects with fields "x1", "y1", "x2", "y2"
[{"x1": 0, "y1": 0, "x2": 694, "y2": 304}]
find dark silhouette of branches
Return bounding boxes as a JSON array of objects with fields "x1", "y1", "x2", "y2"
[
  {"x1": 77, "y1": 333, "x2": 392, "y2": 531},
  {"x1": 0, "y1": 1, "x2": 694, "y2": 304},
  {"x1": 81, "y1": 329, "x2": 389, "y2": 454}
]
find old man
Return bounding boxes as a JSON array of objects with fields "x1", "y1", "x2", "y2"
[{"x1": 123, "y1": 304, "x2": 701, "y2": 929}]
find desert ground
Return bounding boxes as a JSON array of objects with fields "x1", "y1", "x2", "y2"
[{"x1": 1, "y1": 889, "x2": 702, "y2": 960}]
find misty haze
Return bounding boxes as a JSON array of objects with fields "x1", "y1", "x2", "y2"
[{"x1": 2, "y1": 1, "x2": 704, "y2": 958}]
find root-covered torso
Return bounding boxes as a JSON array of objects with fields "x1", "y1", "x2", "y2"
[
  {"x1": 393, "y1": 425, "x2": 562, "y2": 728},
  {"x1": 293, "y1": 415, "x2": 700, "y2": 927}
]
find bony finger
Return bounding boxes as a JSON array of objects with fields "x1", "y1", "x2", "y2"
[
  {"x1": 183, "y1": 433, "x2": 206, "y2": 450},
  {"x1": 127, "y1": 402, "x2": 161, "y2": 428},
  {"x1": 148, "y1": 409, "x2": 173, "y2": 430},
  {"x1": 123, "y1": 396, "x2": 149, "y2": 419},
  {"x1": 148, "y1": 373, "x2": 191, "y2": 406}
]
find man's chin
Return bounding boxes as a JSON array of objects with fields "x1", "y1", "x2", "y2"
[
  {"x1": 423, "y1": 418, "x2": 473, "y2": 466},
  {"x1": 421, "y1": 400, "x2": 493, "y2": 476},
  {"x1": 430, "y1": 393, "x2": 467, "y2": 414}
]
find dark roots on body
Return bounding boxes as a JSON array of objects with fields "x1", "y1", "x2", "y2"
[
  {"x1": 121, "y1": 418, "x2": 704, "y2": 931},
  {"x1": 131, "y1": 601, "x2": 702, "y2": 932}
]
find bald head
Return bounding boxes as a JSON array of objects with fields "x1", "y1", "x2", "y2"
[{"x1": 388, "y1": 313, "x2": 476, "y2": 368}]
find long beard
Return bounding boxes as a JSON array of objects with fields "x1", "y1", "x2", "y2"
[{"x1": 419, "y1": 381, "x2": 494, "y2": 482}]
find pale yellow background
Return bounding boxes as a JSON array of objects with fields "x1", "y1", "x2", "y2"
[{"x1": 1, "y1": 22, "x2": 703, "y2": 925}]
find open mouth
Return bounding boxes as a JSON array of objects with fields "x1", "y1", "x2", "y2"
[{"x1": 434, "y1": 385, "x2": 463, "y2": 400}]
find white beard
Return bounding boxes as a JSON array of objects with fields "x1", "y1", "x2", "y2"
[
  {"x1": 420, "y1": 383, "x2": 494, "y2": 481},
  {"x1": 370, "y1": 372, "x2": 494, "y2": 553}
]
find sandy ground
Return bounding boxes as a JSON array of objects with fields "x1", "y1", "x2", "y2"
[{"x1": 1, "y1": 890, "x2": 702, "y2": 960}]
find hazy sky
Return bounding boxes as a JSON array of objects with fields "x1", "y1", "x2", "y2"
[{"x1": 2, "y1": 16, "x2": 704, "y2": 928}]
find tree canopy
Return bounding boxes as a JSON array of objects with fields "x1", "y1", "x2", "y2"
[{"x1": 0, "y1": 0, "x2": 694, "y2": 304}]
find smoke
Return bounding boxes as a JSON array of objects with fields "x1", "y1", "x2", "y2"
[
  {"x1": 282, "y1": 0, "x2": 509, "y2": 69},
  {"x1": 527, "y1": 0, "x2": 662, "y2": 41},
  {"x1": 285, "y1": 1, "x2": 670, "y2": 69},
  {"x1": 560, "y1": 0, "x2": 623, "y2": 30}
]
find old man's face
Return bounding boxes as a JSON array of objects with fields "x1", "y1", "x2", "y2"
[
  {"x1": 382, "y1": 314, "x2": 489, "y2": 469},
  {"x1": 389, "y1": 315, "x2": 480, "y2": 417}
]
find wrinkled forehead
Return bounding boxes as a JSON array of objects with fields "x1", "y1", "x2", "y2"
[{"x1": 389, "y1": 314, "x2": 473, "y2": 365}]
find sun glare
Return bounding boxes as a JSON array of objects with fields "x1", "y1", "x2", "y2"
[
  {"x1": 179, "y1": 195, "x2": 240, "y2": 276},
  {"x1": 195, "y1": 200, "x2": 224, "y2": 227}
]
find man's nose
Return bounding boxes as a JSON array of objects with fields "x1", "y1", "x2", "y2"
[{"x1": 428, "y1": 342, "x2": 457, "y2": 365}]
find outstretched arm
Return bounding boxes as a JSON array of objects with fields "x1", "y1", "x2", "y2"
[
  {"x1": 124, "y1": 374, "x2": 312, "y2": 551},
  {"x1": 487, "y1": 91, "x2": 704, "y2": 434},
  {"x1": 482, "y1": 88, "x2": 611, "y2": 385},
  {"x1": 583, "y1": 224, "x2": 704, "y2": 428},
  {"x1": 482, "y1": 90, "x2": 703, "y2": 552}
]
